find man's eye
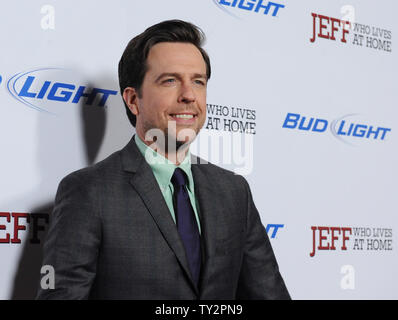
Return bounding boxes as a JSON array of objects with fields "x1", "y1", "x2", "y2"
[
  {"x1": 194, "y1": 79, "x2": 205, "y2": 85},
  {"x1": 163, "y1": 78, "x2": 175, "y2": 83}
]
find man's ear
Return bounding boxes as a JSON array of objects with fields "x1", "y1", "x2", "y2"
[{"x1": 122, "y1": 87, "x2": 140, "y2": 116}]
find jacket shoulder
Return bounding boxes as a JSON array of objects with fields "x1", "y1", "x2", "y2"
[{"x1": 59, "y1": 149, "x2": 122, "y2": 187}]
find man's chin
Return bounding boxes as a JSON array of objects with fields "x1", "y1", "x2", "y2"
[
  {"x1": 167, "y1": 134, "x2": 194, "y2": 152},
  {"x1": 143, "y1": 124, "x2": 201, "y2": 153},
  {"x1": 172, "y1": 127, "x2": 200, "y2": 144}
]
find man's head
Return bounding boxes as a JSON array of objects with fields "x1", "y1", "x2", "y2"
[{"x1": 118, "y1": 20, "x2": 211, "y2": 151}]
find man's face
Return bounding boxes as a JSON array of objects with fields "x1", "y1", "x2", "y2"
[{"x1": 126, "y1": 42, "x2": 208, "y2": 150}]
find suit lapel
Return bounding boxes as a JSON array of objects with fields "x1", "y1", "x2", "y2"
[
  {"x1": 191, "y1": 158, "x2": 220, "y2": 293},
  {"x1": 121, "y1": 136, "x2": 199, "y2": 295}
]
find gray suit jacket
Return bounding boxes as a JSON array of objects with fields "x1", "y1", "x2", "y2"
[{"x1": 37, "y1": 136, "x2": 290, "y2": 299}]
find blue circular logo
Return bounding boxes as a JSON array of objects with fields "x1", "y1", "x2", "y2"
[{"x1": 0, "y1": 75, "x2": 2, "y2": 85}]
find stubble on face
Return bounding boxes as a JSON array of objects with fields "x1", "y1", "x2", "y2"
[{"x1": 135, "y1": 42, "x2": 208, "y2": 159}]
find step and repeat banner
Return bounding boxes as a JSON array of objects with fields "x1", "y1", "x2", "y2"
[{"x1": 0, "y1": 0, "x2": 396, "y2": 299}]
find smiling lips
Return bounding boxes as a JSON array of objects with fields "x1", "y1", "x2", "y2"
[{"x1": 169, "y1": 113, "x2": 197, "y2": 124}]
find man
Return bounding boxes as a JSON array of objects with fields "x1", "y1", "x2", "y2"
[{"x1": 37, "y1": 20, "x2": 290, "y2": 299}]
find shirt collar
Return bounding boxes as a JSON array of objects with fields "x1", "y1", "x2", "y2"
[{"x1": 134, "y1": 134, "x2": 194, "y2": 192}]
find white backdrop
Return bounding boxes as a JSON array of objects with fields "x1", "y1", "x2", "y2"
[{"x1": 0, "y1": 0, "x2": 397, "y2": 299}]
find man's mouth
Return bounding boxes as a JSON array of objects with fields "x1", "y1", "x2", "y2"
[{"x1": 169, "y1": 113, "x2": 197, "y2": 123}]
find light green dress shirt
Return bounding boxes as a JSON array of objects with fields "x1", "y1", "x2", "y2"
[{"x1": 134, "y1": 135, "x2": 201, "y2": 234}]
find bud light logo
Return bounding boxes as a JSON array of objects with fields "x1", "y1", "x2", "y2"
[
  {"x1": 7, "y1": 68, "x2": 118, "y2": 114},
  {"x1": 213, "y1": 0, "x2": 285, "y2": 18},
  {"x1": 282, "y1": 112, "x2": 391, "y2": 146}
]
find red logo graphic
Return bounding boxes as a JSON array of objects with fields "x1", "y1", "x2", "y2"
[
  {"x1": 310, "y1": 13, "x2": 351, "y2": 43},
  {"x1": 310, "y1": 226, "x2": 352, "y2": 257},
  {"x1": 0, "y1": 212, "x2": 49, "y2": 244}
]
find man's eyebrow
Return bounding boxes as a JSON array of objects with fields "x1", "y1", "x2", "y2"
[
  {"x1": 192, "y1": 73, "x2": 207, "y2": 79},
  {"x1": 155, "y1": 72, "x2": 207, "y2": 82}
]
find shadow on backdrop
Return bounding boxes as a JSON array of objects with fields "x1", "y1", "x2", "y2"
[{"x1": 10, "y1": 81, "x2": 107, "y2": 299}]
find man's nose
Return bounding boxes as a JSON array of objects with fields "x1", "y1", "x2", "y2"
[{"x1": 178, "y1": 83, "x2": 196, "y2": 104}]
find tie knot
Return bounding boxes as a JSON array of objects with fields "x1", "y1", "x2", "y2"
[{"x1": 171, "y1": 168, "x2": 187, "y2": 188}]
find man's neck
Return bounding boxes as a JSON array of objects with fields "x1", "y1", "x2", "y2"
[{"x1": 137, "y1": 133, "x2": 190, "y2": 166}]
